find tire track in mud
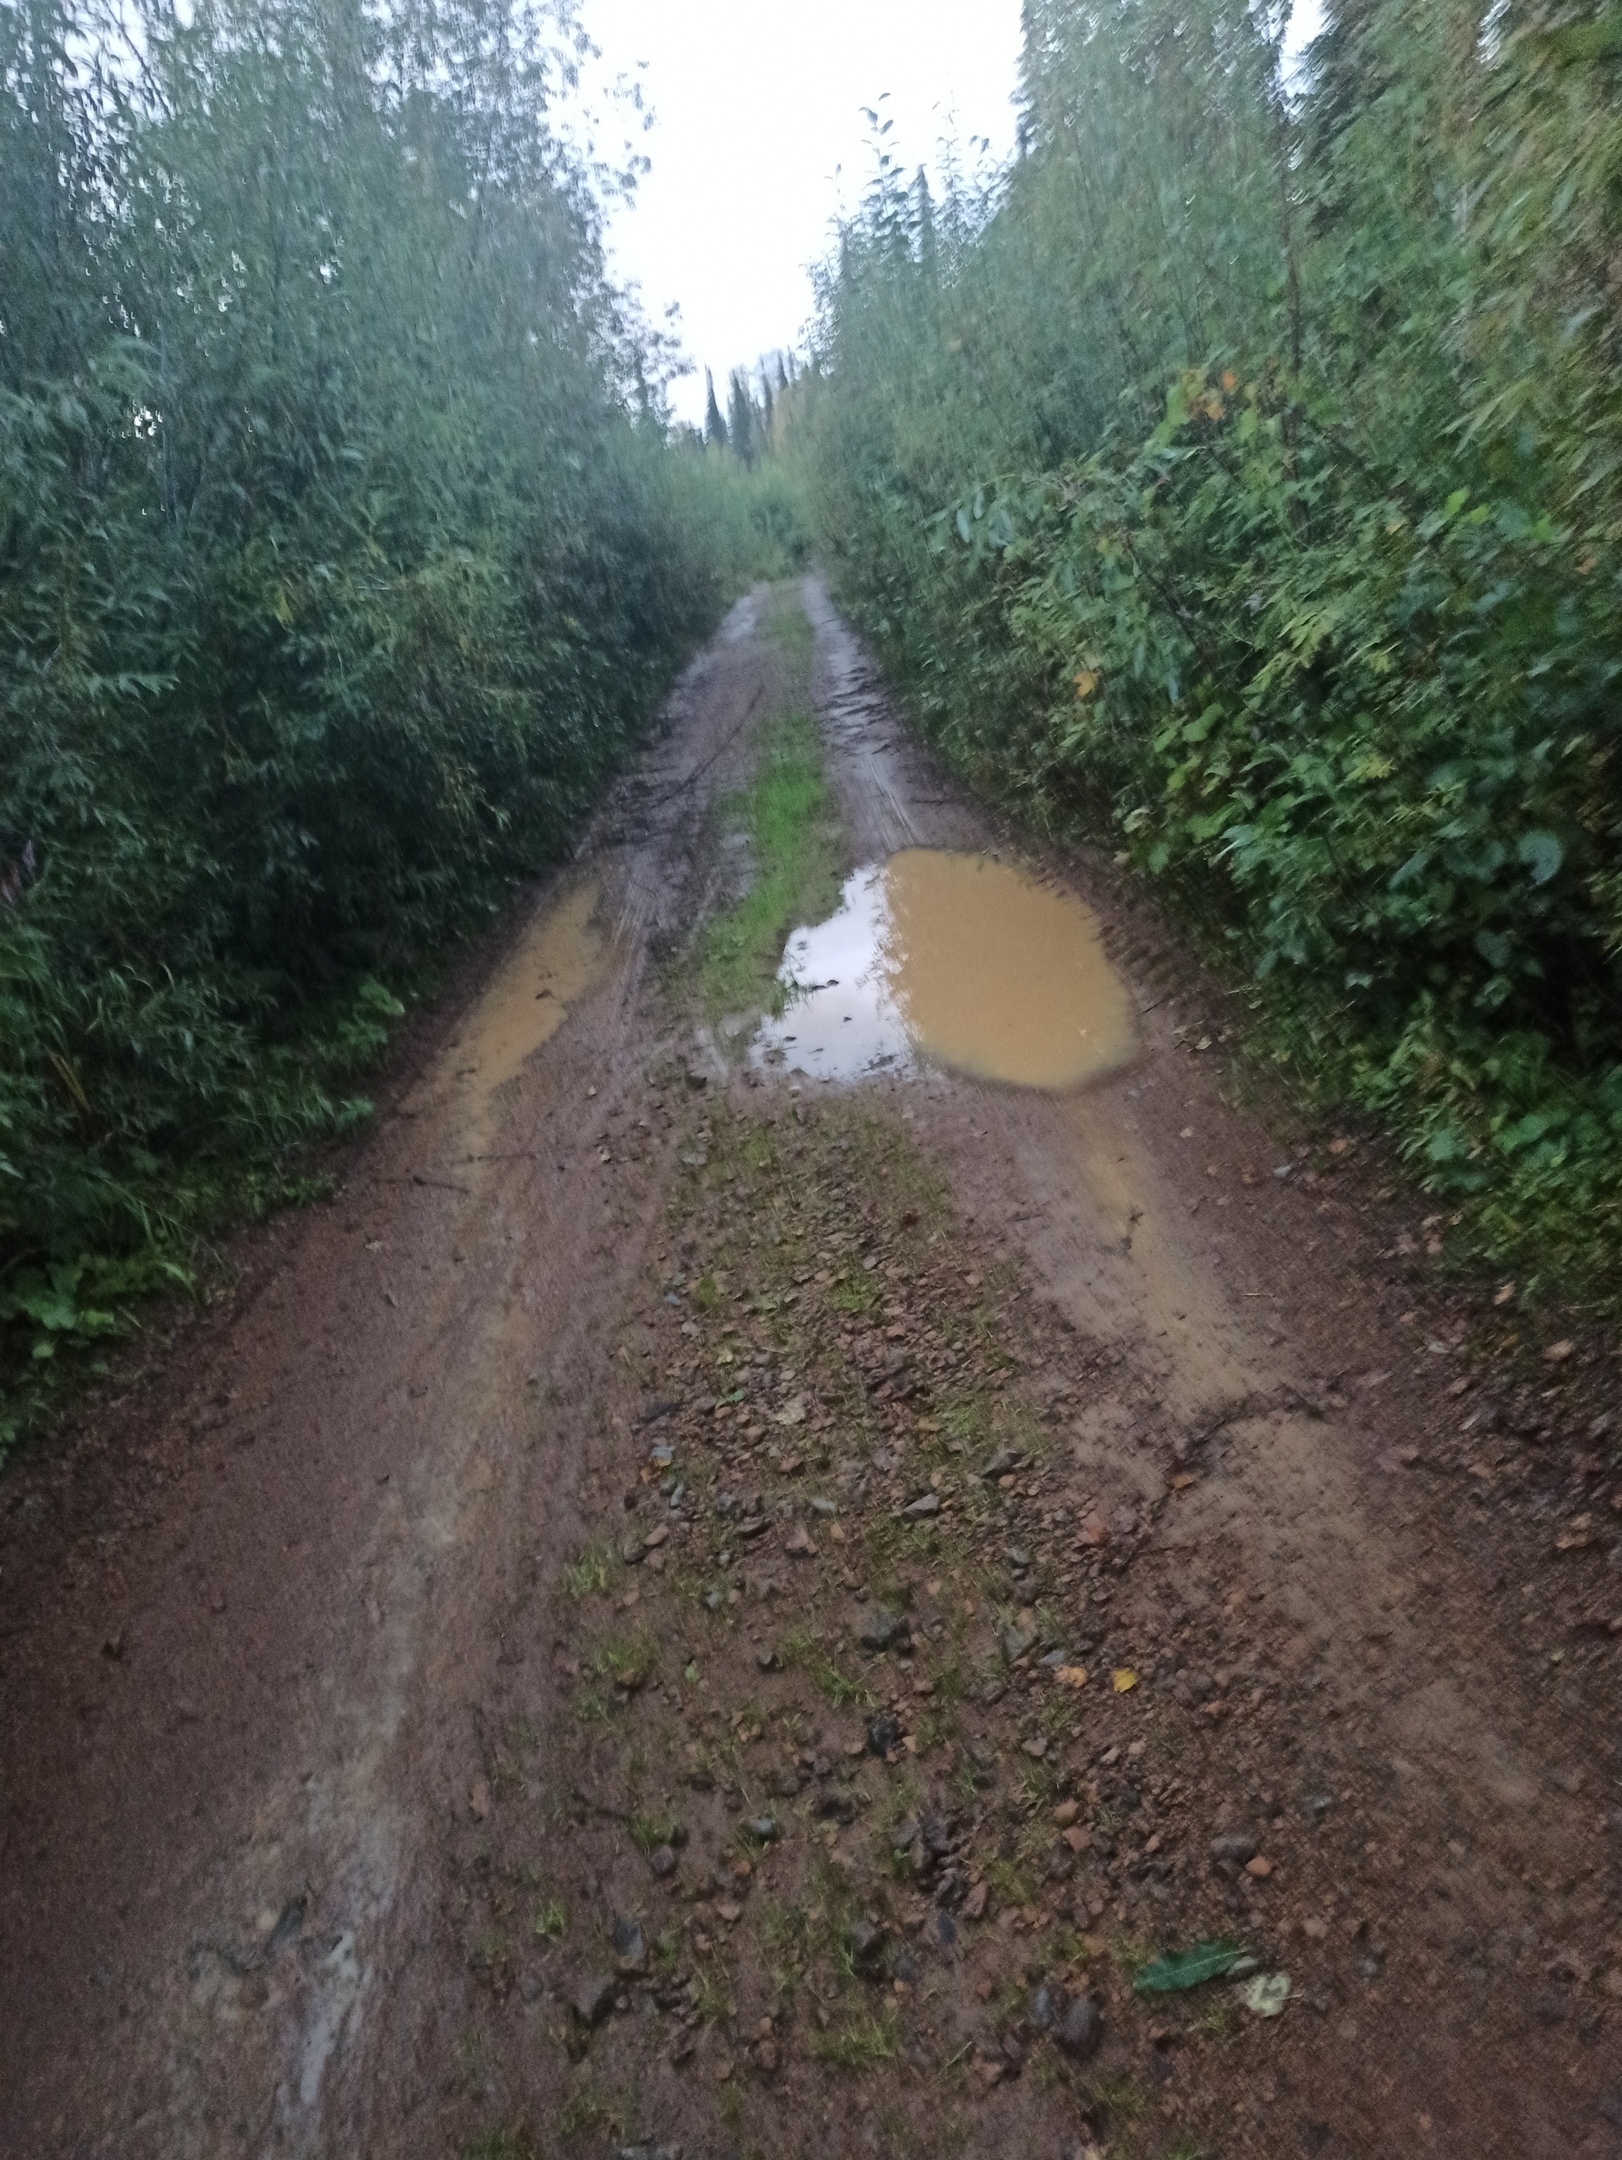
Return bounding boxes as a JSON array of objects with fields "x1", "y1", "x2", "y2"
[
  {"x1": 0, "y1": 580, "x2": 1616, "y2": 2160},
  {"x1": 0, "y1": 587, "x2": 794, "y2": 2158}
]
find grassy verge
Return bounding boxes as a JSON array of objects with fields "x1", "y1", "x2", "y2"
[{"x1": 692, "y1": 593, "x2": 845, "y2": 1020}]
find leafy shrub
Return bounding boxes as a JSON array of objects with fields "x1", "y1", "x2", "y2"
[
  {"x1": 797, "y1": 0, "x2": 1622, "y2": 1302},
  {"x1": 0, "y1": 0, "x2": 766, "y2": 1422}
]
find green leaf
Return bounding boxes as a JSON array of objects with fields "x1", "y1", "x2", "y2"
[
  {"x1": 1133, "y1": 1940, "x2": 1248, "y2": 1994},
  {"x1": 1516, "y1": 831, "x2": 1563, "y2": 886}
]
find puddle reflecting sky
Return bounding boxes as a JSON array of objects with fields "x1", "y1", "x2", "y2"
[{"x1": 753, "y1": 850, "x2": 1137, "y2": 1091}]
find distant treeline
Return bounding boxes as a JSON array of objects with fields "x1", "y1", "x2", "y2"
[
  {"x1": 0, "y1": 0, "x2": 769, "y2": 1399},
  {"x1": 798, "y1": 0, "x2": 1622, "y2": 1299}
]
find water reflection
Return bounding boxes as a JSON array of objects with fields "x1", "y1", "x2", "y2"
[{"x1": 753, "y1": 850, "x2": 1136, "y2": 1092}]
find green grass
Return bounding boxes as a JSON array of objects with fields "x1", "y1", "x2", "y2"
[
  {"x1": 562, "y1": 1538, "x2": 624, "y2": 1600},
  {"x1": 629, "y1": 1810, "x2": 679, "y2": 1856},
  {"x1": 695, "y1": 698, "x2": 846, "y2": 1019},
  {"x1": 556, "y1": 2081, "x2": 625, "y2": 2141},
  {"x1": 811, "y1": 2001, "x2": 904, "y2": 2070},
  {"x1": 588, "y1": 1632, "x2": 660, "y2": 1692},
  {"x1": 531, "y1": 1897, "x2": 568, "y2": 1943},
  {"x1": 463, "y1": 2130, "x2": 540, "y2": 2160},
  {"x1": 768, "y1": 587, "x2": 816, "y2": 673}
]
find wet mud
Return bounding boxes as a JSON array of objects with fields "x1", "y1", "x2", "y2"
[{"x1": 0, "y1": 577, "x2": 1617, "y2": 2160}]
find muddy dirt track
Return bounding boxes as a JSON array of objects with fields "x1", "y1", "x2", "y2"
[{"x1": 1, "y1": 581, "x2": 1619, "y2": 2160}]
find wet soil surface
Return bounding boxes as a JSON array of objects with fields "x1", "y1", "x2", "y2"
[{"x1": 2, "y1": 579, "x2": 1620, "y2": 2160}]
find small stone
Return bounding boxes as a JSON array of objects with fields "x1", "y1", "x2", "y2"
[
  {"x1": 748, "y1": 1816, "x2": 781, "y2": 1843},
  {"x1": 1001, "y1": 1624, "x2": 1036, "y2": 1665},
  {"x1": 1210, "y1": 1831, "x2": 1259, "y2": 1866},
  {"x1": 851, "y1": 1918, "x2": 888, "y2": 1973},
  {"x1": 981, "y1": 1448, "x2": 1025, "y2": 1481},
  {"x1": 649, "y1": 1845, "x2": 678, "y2": 1879},
  {"x1": 902, "y1": 1492, "x2": 941, "y2": 1519},
  {"x1": 935, "y1": 1906, "x2": 959, "y2": 1945},
  {"x1": 1245, "y1": 1855, "x2": 1274, "y2": 1880},
  {"x1": 867, "y1": 1712, "x2": 903, "y2": 1757},
  {"x1": 860, "y1": 1609, "x2": 910, "y2": 1653},
  {"x1": 962, "y1": 1882, "x2": 988, "y2": 1921},
  {"x1": 1056, "y1": 1994, "x2": 1103, "y2": 2062},
  {"x1": 572, "y1": 1973, "x2": 618, "y2": 2026},
  {"x1": 1053, "y1": 1800, "x2": 1081, "y2": 1827},
  {"x1": 893, "y1": 1818, "x2": 920, "y2": 1853},
  {"x1": 518, "y1": 1973, "x2": 543, "y2": 2004},
  {"x1": 754, "y1": 2037, "x2": 779, "y2": 2075},
  {"x1": 1029, "y1": 1983, "x2": 1061, "y2": 2032},
  {"x1": 611, "y1": 1915, "x2": 647, "y2": 1973}
]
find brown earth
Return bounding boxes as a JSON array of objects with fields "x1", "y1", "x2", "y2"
[{"x1": 1, "y1": 579, "x2": 1619, "y2": 2160}]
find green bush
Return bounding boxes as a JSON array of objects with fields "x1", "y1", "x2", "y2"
[
  {"x1": 797, "y1": 0, "x2": 1622, "y2": 1303},
  {"x1": 0, "y1": 0, "x2": 762, "y2": 1407}
]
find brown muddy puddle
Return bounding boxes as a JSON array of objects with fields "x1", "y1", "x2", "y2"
[
  {"x1": 753, "y1": 850, "x2": 1136, "y2": 1090},
  {"x1": 404, "y1": 876, "x2": 609, "y2": 1160}
]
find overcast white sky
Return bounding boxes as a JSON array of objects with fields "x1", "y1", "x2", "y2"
[{"x1": 581, "y1": 0, "x2": 1326, "y2": 427}]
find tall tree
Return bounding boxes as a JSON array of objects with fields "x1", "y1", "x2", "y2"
[
  {"x1": 704, "y1": 365, "x2": 729, "y2": 449},
  {"x1": 728, "y1": 369, "x2": 755, "y2": 465}
]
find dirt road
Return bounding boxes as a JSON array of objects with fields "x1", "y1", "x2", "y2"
[{"x1": 1, "y1": 581, "x2": 1618, "y2": 2160}]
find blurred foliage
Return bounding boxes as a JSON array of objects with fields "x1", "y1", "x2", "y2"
[
  {"x1": 0, "y1": 0, "x2": 779, "y2": 1425},
  {"x1": 797, "y1": 0, "x2": 1622, "y2": 1303}
]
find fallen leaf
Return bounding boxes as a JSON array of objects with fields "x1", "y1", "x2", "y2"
[
  {"x1": 1240, "y1": 1972, "x2": 1292, "y2": 2018},
  {"x1": 1113, "y1": 1668, "x2": 1139, "y2": 1694},
  {"x1": 773, "y1": 1395, "x2": 807, "y2": 1427},
  {"x1": 1134, "y1": 1940, "x2": 1248, "y2": 1994},
  {"x1": 1054, "y1": 1665, "x2": 1089, "y2": 1690}
]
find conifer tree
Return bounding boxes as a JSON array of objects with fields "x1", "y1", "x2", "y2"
[
  {"x1": 914, "y1": 166, "x2": 937, "y2": 280},
  {"x1": 728, "y1": 369, "x2": 756, "y2": 466},
  {"x1": 704, "y1": 367, "x2": 729, "y2": 450}
]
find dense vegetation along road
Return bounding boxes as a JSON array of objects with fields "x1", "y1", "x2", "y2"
[{"x1": 3, "y1": 584, "x2": 1617, "y2": 2160}]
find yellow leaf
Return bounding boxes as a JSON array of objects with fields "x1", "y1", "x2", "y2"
[
  {"x1": 1112, "y1": 1668, "x2": 1139, "y2": 1694},
  {"x1": 1073, "y1": 670, "x2": 1100, "y2": 700},
  {"x1": 1221, "y1": 370, "x2": 1238, "y2": 394},
  {"x1": 1054, "y1": 1665, "x2": 1089, "y2": 1690}
]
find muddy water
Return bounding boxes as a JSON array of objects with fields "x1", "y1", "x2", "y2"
[
  {"x1": 754, "y1": 849, "x2": 1137, "y2": 1091},
  {"x1": 403, "y1": 875, "x2": 609, "y2": 1162}
]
